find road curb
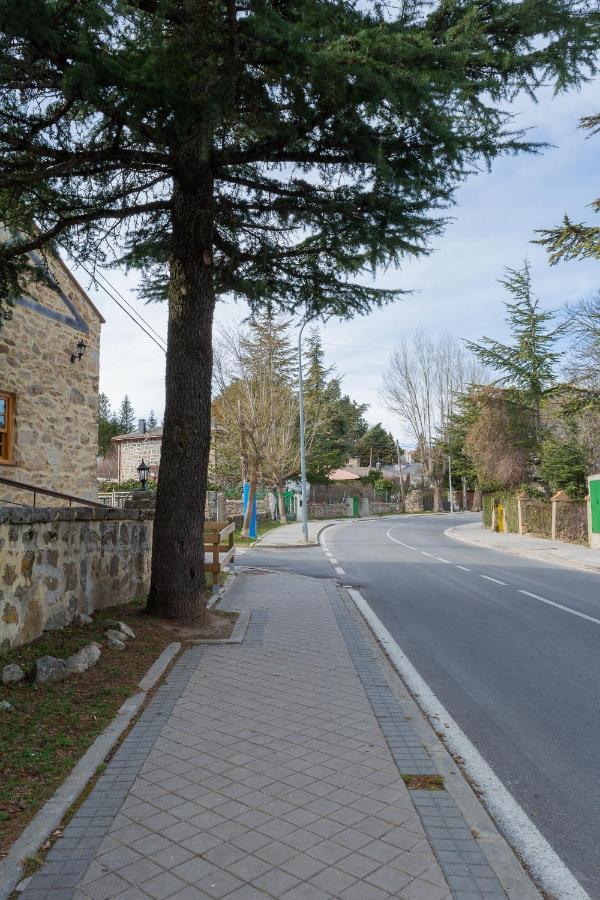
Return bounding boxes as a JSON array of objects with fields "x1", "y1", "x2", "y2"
[
  {"x1": 446, "y1": 525, "x2": 600, "y2": 576},
  {"x1": 0, "y1": 641, "x2": 182, "y2": 900}
]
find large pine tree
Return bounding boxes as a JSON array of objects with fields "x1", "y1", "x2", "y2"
[{"x1": 0, "y1": 0, "x2": 597, "y2": 622}]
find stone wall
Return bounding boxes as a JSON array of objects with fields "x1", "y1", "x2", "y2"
[
  {"x1": 0, "y1": 506, "x2": 152, "y2": 651},
  {"x1": 404, "y1": 489, "x2": 424, "y2": 512},
  {"x1": 371, "y1": 501, "x2": 404, "y2": 515},
  {"x1": 307, "y1": 502, "x2": 348, "y2": 519},
  {"x1": 0, "y1": 252, "x2": 102, "y2": 504}
]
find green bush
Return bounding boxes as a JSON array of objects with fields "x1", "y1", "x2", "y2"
[{"x1": 98, "y1": 479, "x2": 157, "y2": 492}]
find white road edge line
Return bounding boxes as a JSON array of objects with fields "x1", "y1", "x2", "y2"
[
  {"x1": 480, "y1": 575, "x2": 507, "y2": 586},
  {"x1": 385, "y1": 527, "x2": 416, "y2": 551},
  {"x1": 346, "y1": 586, "x2": 589, "y2": 900},
  {"x1": 456, "y1": 565, "x2": 471, "y2": 572},
  {"x1": 421, "y1": 551, "x2": 433, "y2": 557},
  {"x1": 518, "y1": 590, "x2": 600, "y2": 626}
]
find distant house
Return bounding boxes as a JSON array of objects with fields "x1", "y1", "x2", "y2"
[
  {"x1": 112, "y1": 423, "x2": 163, "y2": 482},
  {"x1": 111, "y1": 421, "x2": 219, "y2": 483},
  {"x1": 0, "y1": 248, "x2": 103, "y2": 505},
  {"x1": 327, "y1": 464, "x2": 371, "y2": 482}
]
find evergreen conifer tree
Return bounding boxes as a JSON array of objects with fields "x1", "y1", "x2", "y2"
[
  {"x1": 147, "y1": 410, "x2": 158, "y2": 429},
  {"x1": 465, "y1": 262, "x2": 566, "y2": 435},
  {"x1": 0, "y1": 0, "x2": 596, "y2": 621},
  {"x1": 97, "y1": 393, "x2": 122, "y2": 456},
  {"x1": 118, "y1": 395, "x2": 136, "y2": 433}
]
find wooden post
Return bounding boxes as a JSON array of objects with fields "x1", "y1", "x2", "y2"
[{"x1": 516, "y1": 492, "x2": 526, "y2": 535}]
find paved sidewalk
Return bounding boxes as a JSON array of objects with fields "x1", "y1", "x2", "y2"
[
  {"x1": 18, "y1": 572, "x2": 522, "y2": 900},
  {"x1": 256, "y1": 520, "x2": 347, "y2": 547},
  {"x1": 448, "y1": 521, "x2": 600, "y2": 575}
]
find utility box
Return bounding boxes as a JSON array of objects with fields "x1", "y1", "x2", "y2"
[{"x1": 359, "y1": 497, "x2": 369, "y2": 517}]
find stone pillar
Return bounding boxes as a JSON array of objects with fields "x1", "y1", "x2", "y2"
[
  {"x1": 217, "y1": 492, "x2": 226, "y2": 522},
  {"x1": 124, "y1": 490, "x2": 156, "y2": 511},
  {"x1": 550, "y1": 490, "x2": 570, "y2": 541},
  {"x1": 359, "y1": 497, "x2": 370, "y2": 517}
]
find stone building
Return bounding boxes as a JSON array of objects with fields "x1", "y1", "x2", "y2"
[
  {"x1": 112, "y1": 426, "x2": 163, "y2": 482},
  {"x1": 112, "y1": 422, "x2": 219, "y2": 483},
  {"x1": 0, "y1": 249, "x2": 103, "y2": 504}
]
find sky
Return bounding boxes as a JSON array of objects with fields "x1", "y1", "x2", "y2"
[{"x1": 76, "y1": 79, "x2": 599, "y2": 450}]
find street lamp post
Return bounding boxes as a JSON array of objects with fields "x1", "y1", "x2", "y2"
[
  {"x1": 447, "y1": 454, "x2": 454, "y2": 513},
  {"x1": 396, "y1": 440, "x2": 405, "y2": 504},
  {"x1": 298, "y1": 317, "x2": 310, "y2": 543}
]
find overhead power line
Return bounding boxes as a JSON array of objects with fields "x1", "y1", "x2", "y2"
[{"x1": 75, "y1": 259, "x2": 168, "y2": 354}]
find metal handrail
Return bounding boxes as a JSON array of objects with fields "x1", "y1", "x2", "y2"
[{"x1": 0, "y1": 474, "x2": 107, "y2": 509}]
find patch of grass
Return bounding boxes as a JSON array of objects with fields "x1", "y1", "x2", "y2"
[
  {"x1": 0, "y1": 602, "x2": 177, "y2": 857},
  {"x1": 234, "y1": 518, "x2": 283, "y2": 547},
  {"x1": 401, "y1": 774, "x2": 445, "y2": 791}
]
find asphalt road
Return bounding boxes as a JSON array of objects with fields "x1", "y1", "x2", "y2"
[{"x1": 245, "y1": 514, "x2": 600, "y2": 896}]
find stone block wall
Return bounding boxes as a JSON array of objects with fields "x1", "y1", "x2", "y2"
[
  {"x1": 0, "y1": 506, "x2": 153, "y2": 651},
  {"x1": 307, "y1": 502, "x2": 348, "y2": 519},
  {"x1": 370, "y1": 500, "x2": 404, "y2": 515}
]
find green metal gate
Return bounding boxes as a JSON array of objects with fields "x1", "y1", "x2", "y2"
[{"x1": 590, "y1": 479, "x2": 600, "y2": 533}]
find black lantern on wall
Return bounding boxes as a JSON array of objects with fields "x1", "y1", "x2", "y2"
[
  {"x1": 137, "y1": 458, "x2": 149, "y2": 490},
  {"x1": 70, "y1": 339, "x2": 87, "y2": 363}
]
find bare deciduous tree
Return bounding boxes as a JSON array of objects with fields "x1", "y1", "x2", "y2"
[
  {"x1": 213, "y1": 321, "x2": 300, "y2": 535},
  {"x1": 382, "y1": 331, "x2": 484, "y2": 511}
]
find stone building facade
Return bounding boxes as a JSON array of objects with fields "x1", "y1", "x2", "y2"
[
  {"x1": 112, "y1": 429, "x2": 163, "y2": 482},
  {"x1": 0, "y1": 249, "x2": 103, "y2": 504},
  {"x1": 112, "y1": 425, "x2": 218, "y2": 483}
]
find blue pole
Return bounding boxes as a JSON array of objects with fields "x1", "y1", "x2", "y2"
[{"x1": 243, "y1": 482, "x2": 257, "y2": 539}]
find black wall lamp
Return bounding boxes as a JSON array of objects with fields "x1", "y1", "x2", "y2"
[{"x1": 70, "y1": 339, "x2": 87, "y2": 364}]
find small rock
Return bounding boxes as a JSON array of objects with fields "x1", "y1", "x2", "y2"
[
  {"x1": 117, "y1": 622, "x2": 136, "y2": 639},
  {"x1": 35, "y1": 655, "x2": 69, "y2": 685},
  {"x1": 1, "y1": 700, "x2": 13, "y2": 711},
  {"x1": 105, "y1": 628, "x2": 128, "y2": 643},
  {"x1": 2, "y1": 663, "x2": 25, "y2": 685},
  {"x1": 65, "y1": 643, "x2": 102, "y2": 675},
  {"x1": 106, "y1": 635, "x2": 126, "y2": 651},
  {"x1": 74, "y1": 612, "x2": 93, "y2": 626}
]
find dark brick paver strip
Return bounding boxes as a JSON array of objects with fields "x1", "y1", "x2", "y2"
[{"x1": 20, "y1": 573, "x2": 507, "y2": 898}]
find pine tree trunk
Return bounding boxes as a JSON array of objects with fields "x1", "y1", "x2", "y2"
[
  {"x1": 147, "y1": 164, "x2": 215, "y2": 624},
  {"x1": 241, "y1": 478, "x2": 257, "y2": 538},
  {"x1": 432, "y1": 480, "x2": 443, "y2": 513}
]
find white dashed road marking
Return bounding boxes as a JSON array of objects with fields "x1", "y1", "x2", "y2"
[
  {"x1": 455, "y1": 565, "x2": 471, "y2": 572},
  {"x1": 480, "y1": 575, "x2": 507, "y2": 586},
  {"x1": 436, "y1": 557, "x2": 451, "y2": 564},
  {"x1": 421, "y1": 551, "x2": 433, "y2": 557},
  {"x1": 335, "y1": 566, "x2": 346, "y2": 575},
  {"x1": 518, "y1": 589, "x2": 600, "y2": 626}
]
